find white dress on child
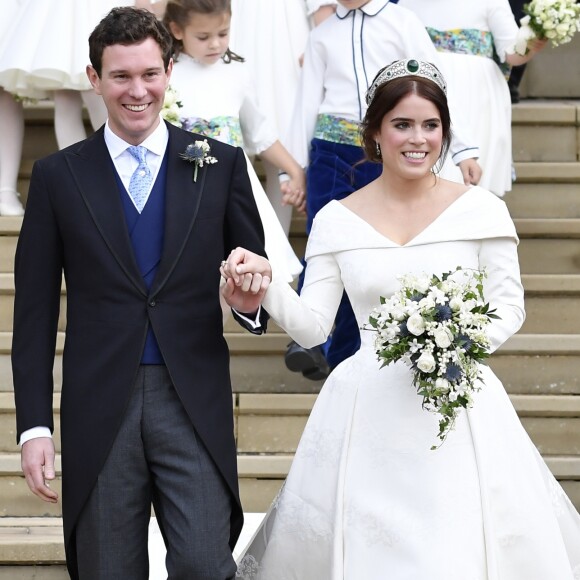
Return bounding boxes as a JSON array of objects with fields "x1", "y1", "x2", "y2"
[
  {"x1": 230, "y1": 0, "x2": 335, "y2": 143},
  {"x1": 169, "y1": 54, "x2": 302, "y2": 282},
  {"x1": 399, "y1": 0, "x2": 517, "y2": 197},
  {"x1": 236, "y1": 187, "x2": 580, "y2": 579},
  {"x1": 0, "y1": 0, "x2": 131, "y2": 95}
]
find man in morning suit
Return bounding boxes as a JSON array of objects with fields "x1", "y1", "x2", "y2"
[{"x1": 12, "y1": 7, "x2": 270, "y2": 579}]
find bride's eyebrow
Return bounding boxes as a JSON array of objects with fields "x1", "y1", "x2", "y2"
[{"x1": 390, "y1": 117, "x2": 440, "y2": 123}]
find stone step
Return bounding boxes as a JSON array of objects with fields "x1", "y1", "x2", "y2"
[
  {"x1": 0, "y1": 331, "x2": 578, "y2": 356},
  {"x1": 506, "y1": 183, "x2": 580, "y2": 219},
  {"x1": 0, "y1": 448, "x2": 578, "y2": 516},
  {"x1": 0, "y1": 272, "x2": 579, "y2": 332},
  {"x1": 0, "y1": 519, "x2": 67, "y2": 579},
  {"x1": 1, "y1": 349, "x2": 579, "y2": 398},
  {"x1": 3, "y1": 390, "x2": 578, "y2": 453},
  {"x1": 517, "y1": 34, "x2": 580, "y2": 99},
  {"x1": 511, "y1": 100, "x2": 579, "y2": 163}
]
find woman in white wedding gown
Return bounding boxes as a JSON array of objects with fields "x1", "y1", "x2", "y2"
[{"x1": 223, "y1": 59, "x2": 580, "y2": 580}]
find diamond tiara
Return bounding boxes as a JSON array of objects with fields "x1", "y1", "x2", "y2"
[{"x1": 366, "y1": 59, "x2": 447, "y2": 106}]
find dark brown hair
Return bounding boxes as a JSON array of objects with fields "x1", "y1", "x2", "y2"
[
  {"x1": 163, "y1": 0, "x2": 244, "y2": 63},
  {"x1": 89, "y1": 7, "x2": 173, "y2": 77},
  {"x1": 361, "y1": 73, "x2": 452, "y2": 171}
]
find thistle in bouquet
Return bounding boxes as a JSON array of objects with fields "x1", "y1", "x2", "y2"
[
  {"x1": 367, "y1": 267, "x2": 499, "y2": 449},
  {"x1": 514, "y1": 0, "x2": 580, "y2": 55}
]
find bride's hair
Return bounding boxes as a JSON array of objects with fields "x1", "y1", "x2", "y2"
[
  {"x1": 360, "y1": 76, "x2": 452, "y2": 172},
  {"x1": 163, "y1": 0, "x2": 244, "y2": 63}
]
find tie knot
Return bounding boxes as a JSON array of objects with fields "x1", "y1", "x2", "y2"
[{"x1": 128, "y1": 145, "x2": 148, "y2": 163}]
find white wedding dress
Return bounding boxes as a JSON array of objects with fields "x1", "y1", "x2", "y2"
[{"x1": 237, "y1": 187, "x2": 580, "y2": 579}]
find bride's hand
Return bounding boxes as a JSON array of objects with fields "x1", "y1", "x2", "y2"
[{"x1": 220, "y1": 248, "x2": 272, "y2": 313}]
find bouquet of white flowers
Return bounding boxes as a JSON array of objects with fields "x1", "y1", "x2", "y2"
[
  {"x1": 367, "y1": 268, "x2": 499, "y2": 449},
  {"x1": 160, "y1": 85, "x2": 183, "y2": 127},
  {"x1": 513, "y1": 0, "x2": 580, "y2": 55}
]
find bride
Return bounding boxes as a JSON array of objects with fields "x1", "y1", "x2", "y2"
[{"x1": 221, "y1": 59, "x2": 580, "y2": 579}]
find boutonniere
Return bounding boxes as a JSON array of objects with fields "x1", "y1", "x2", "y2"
[{"x1": 180, "y1": 139, "x2": 218, "y2": 182}]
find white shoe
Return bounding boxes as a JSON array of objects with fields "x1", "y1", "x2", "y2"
[{"x1": 0, "y1": 188, "x2": 25, "y2": 216}]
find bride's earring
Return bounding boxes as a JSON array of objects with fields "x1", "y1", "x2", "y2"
[{"x1": 375, "y1": 141, "x2": 381, "y2": 158}]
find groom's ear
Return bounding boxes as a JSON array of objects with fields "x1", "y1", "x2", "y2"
[
  {"x1": 86, "y1": 65, "x2": 102, "y2": 95},
  {"x1": 165, "y1": 58, "x2": 174, "y2": 85}
]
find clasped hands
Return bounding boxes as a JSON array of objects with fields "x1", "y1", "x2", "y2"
[{"x1": 220, "y1": 247, "x2": 273, "y2": 313}]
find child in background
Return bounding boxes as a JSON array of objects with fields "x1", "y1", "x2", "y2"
[
  {"x1": 0, "y1": 0, "x2": 160, "y2": 153},
  {"x1": 163, "y1": 0, "x2": 305, "y2": 283},
  {"x1": 283, "y1": 0, "x2": 482, "y2": 380},
  {"x1": 398, "y1": 0, "x2": 546, "y2": 197},
  {"x1": 0, "y1": 0, "x2": 29, "y2": 215},
  {"x1": 229, "y1": 0, "x2": 337, "y2": 235}
]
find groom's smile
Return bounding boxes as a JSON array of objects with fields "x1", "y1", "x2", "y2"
[{"x1": 87, "y1": 37, "x2": 173, "y2": 145}]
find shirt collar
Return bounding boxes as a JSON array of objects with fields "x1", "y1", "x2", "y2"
[
  {"x1": 336, "y1": 0, "x2": 390, "y2": 18},
  {"x1": 104, "y1": 118, "x2": 169, "y2": 160}
]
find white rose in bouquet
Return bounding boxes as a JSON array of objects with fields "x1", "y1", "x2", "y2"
[
  {"x1": 416, "y1": 351, "x2": 436, "y2": 373},
  {"x1": 434, "y1": 327, "x2": 453, "y2": 349},
  {"x1": 407, "y1": 313, "x2": 426, "y2": 336}
]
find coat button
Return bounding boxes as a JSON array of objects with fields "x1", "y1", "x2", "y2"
[{"x1": 149, "y1": 300, "x2": 156, "y2": 307}]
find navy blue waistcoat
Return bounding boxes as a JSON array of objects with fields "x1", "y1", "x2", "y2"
[{"x1": 114, "y1": 152, "x2": 168, "y2": 364}]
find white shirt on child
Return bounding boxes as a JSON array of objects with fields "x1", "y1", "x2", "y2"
[{"x1": 285, "y1": 0, "x2": 479, "y2": 169}]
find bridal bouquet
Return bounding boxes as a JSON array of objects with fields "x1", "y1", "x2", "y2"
[
  {"x1": 513, "y1": 0, "x2": 580, "y2": 55},
  {"x1": 368, "y1": 268, "x2": 499, "y2": 448}
]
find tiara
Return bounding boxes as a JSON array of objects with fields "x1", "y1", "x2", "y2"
[{"x1": 366, "y1": 59, "x2": 447, "y2": 105}]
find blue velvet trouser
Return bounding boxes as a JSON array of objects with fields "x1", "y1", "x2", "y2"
[{"x1": 300, "y1": 138, "x2": 382, "y2": 369}]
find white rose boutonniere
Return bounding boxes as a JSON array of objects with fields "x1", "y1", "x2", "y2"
[{"x1": 180, "y1": 139, "x2": 218, "y2": 182}]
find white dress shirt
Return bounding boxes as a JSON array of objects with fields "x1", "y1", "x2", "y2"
[
  {"x1": 285, "y1": 0, "x2": 479, "y2": 169},
  {"x1": 104, "y1": 119, "x2": 169, "y2": 212}
]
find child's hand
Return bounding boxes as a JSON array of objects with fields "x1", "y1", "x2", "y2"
[
  {"x1": 527, "y1": 37, "x2": 548, "y2": 55},
  {"x1": 281, "y1": 178, "x2": 306, "y2": 214}
]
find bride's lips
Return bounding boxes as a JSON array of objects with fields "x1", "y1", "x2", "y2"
[{"x1": 402, "y1": 151, "x2": 427, "y2": 162}]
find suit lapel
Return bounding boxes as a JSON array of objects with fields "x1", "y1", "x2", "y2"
[
  {"x1": 150, "y1": 124, "x2": 206, "y2": 297},
  {"x1": 65, "y1": 129, "x2": 147, "y2": 296}
]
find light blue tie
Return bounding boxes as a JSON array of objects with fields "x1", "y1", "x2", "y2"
[{"x1": 127, "y1": 145, "x2": 153, "y2": 212}]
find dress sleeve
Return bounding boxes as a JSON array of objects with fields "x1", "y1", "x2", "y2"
[
  {"x1": 478, "y1": 236, "x2": 525, "y2": 353},
  {"x1": 283, "y1": 32, "x2": 326, "y2": 168},
  {"x1": 487, "y1": 0, "x2": 520, "y2": 61},
  {"x1": 262, "y1": 244, "x2": 344, "y2": 348},
  {"x1": 305, "y1": 0, "x2": 337, "y2": 16},
  {"x1": 239, "y1": 64, "x2": 278, "y2": 155}
]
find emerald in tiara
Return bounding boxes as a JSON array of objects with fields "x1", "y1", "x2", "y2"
[
  {"x1": 407, "y1": 59, "x2": 419, "y2": 73},
  {"x1": 366, "y1": 59, "x2": 447, "y2": 106}
]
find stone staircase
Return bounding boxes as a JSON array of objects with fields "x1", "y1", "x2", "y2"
[{"x1": 0, "y1": 96, "x2": 579, "y2": 575}]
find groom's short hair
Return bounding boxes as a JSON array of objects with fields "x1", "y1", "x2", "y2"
[{"x1": 89, "y1": 7, "x2": 173, "y2": 77}]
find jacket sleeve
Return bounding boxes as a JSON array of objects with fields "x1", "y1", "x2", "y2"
[
  {"x1": 12, "y1": 159, "x2": 63, "y2": 441},
  {"x1": 224, "y1": 146, "x2": 270, "y2": 333}
]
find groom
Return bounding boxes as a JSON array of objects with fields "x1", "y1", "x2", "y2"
[{"x1": 12, "y1": 7, "x2": 270, "y2": 580}]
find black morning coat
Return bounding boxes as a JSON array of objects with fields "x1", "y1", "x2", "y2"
[{"x1": 12, "y1": 121, "x2": 268, "y2": 579}]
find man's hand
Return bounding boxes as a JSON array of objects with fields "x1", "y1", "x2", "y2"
[
  {"x1": 220, "y1": 247, "x2": 272, "y2": 313},
  {"x1": 21, "y1": 437, "x2": 58, "y2": 503},
  {"x1": 458, "y1": 158, "x2": 482, "y2": 186}
]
